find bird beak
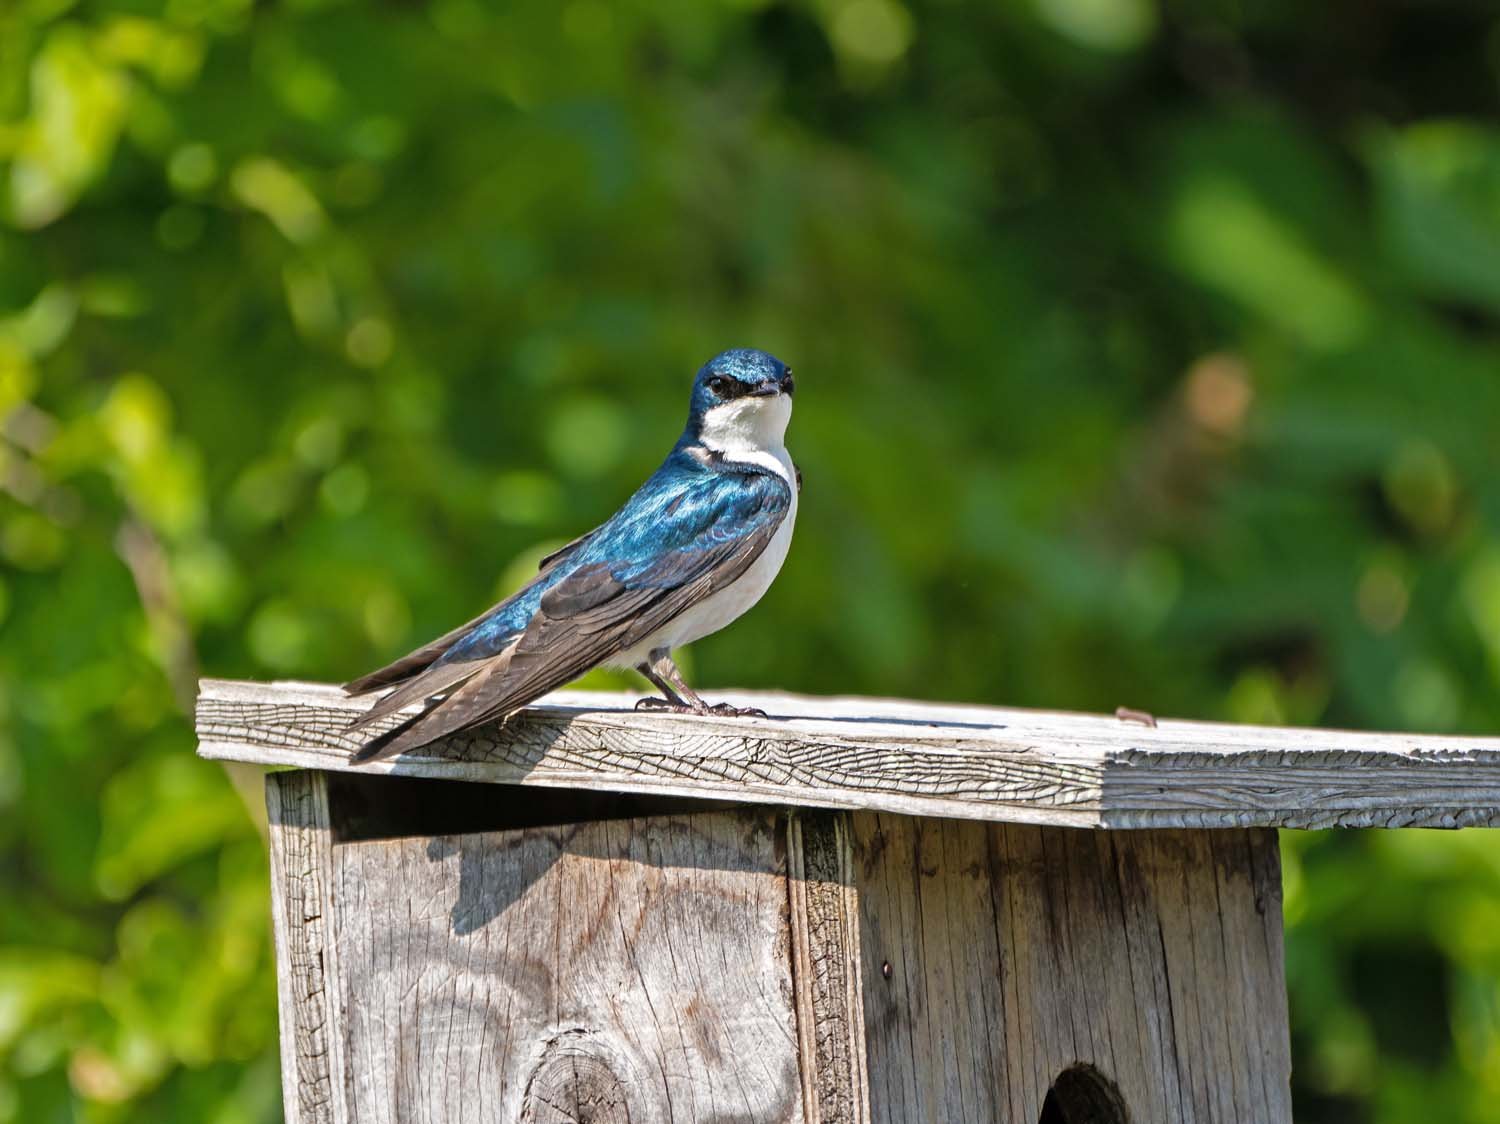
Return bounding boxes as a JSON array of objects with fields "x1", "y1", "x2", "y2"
[{"x1": 748, "y1": 381, "x2": 782, "y2": 398}]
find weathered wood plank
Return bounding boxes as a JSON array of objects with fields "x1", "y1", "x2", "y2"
[
  {"x1": 265, "y1": 772, "x2": 348, "y2": 1124},
  {"x1": 787, "y1": 811, "x2": 870, "y2": 1124},
  {"x1": 204, "y1": 678, "x2": 1500, "y2": 829},
  {"x1": 854, "y1": 817, "x2": 1290, "y2": 1123},
  {"x1": 329, "y1": 809, "x2": 805, "y2": 1124}
]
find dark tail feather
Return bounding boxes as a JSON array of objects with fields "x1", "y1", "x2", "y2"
[{"x1": 350, "y1": 658, "x2": 508, "y2": 763}]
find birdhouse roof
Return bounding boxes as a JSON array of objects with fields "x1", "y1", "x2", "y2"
[{"x1": 195, "y1": 679, "x2": 1500, "y2": 830}]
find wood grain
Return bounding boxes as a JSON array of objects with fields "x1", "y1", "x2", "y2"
[
  {"x1": 788, "y1": 812, "x2": 870, "y2": 1124},
  {"x1": 204, "y1": 678, "x2": 1500, "y2": 829},
  {"x1": 265, "y1": 772, "x2": 348, "y2": 1124},
  {"x1": 266, "y1": 770, "x2": 1292, "y2": 1123},
  {"x1": 854, "y1": 815, "x2": 1290, "y2": 1123},
  {"x1": 330, "y1": 808, "x2": 804, "y2": 1123}
]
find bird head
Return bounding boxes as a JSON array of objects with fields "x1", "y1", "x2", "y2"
[{"x1": 684, "y1": 348, "x2": 795, "y2": 452}]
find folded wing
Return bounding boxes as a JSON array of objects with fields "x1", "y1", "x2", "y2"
[{"x1": 348, "y1": 468, "x2": 791, "y2": 762}]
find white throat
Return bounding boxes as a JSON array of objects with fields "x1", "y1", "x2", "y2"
[{"x1": 698, "y1": 394, "x2": 794, "y2": 485}]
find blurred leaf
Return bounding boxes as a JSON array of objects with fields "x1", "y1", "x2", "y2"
[
  {"x1": 8, "y1": 26, "x2": 128, "y2": 229},
  {"x1": 94, "y1": 754, "x2": 248, "y2": 902},
  {"x1": 1369, "y1": 123, "x2": 1500, "y2": 313}
]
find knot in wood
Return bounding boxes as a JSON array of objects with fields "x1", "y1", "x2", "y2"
[{"x1": 520, "y1": 1030, "x2": 632, "y2": 1124}]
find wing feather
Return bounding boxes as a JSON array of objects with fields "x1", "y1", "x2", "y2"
[
  {"x1": 535, "y1": 527, "x2": 602, "y2": 574},
  {"x1": 537, "y1": 562, "x2": 626, "y2": 617},
  {"x1": 435, "y1": 521, "x2": 777, "y2": 726}
]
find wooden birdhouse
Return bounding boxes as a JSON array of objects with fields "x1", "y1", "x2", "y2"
[{"x1": 195, "y1": 679, "x2": 1500, "y2": 1123}]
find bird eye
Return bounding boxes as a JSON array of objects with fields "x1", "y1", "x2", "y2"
[{"x1": 707, "y1": 374, "x2": 733, "y2": 396}]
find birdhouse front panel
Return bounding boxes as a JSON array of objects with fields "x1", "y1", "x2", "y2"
[{"x1": 265, "y1": 769, "x2": 1291, "y2": 1124}]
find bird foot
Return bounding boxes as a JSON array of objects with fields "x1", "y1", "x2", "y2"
[
  {"x1": 633, "y1": 697, "x2": 768, "y2": 719},
  {"x1": 708, "y1": 702, "x2": 768, "y2": 719},
  {"x1": 634, "y1": 696, "x2": 697, "y2": 713}
]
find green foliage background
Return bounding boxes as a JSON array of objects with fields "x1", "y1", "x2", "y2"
[{"x1": 3, "y1": 0, "x2": 1500, "y2": 1119}]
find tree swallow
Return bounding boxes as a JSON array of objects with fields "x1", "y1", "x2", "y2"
[{"x1": 344, "y1": 347, "x2": 798, "y2": 762}]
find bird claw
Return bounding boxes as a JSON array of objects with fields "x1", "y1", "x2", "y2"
[
  {"x1": 1115, "y1": 706, "x2": 1158, "y2": 728},
  {"x1": 709, "y1": 703, "x2": 768, "y2": 719}
]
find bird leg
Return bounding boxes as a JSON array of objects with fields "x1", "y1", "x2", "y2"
[
  {"x1": 635, "y1": 653, "x2": 693, "y2": 712},
  {"x1": 634, "y1": 648, "x2": 767, "y2": 718}
]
